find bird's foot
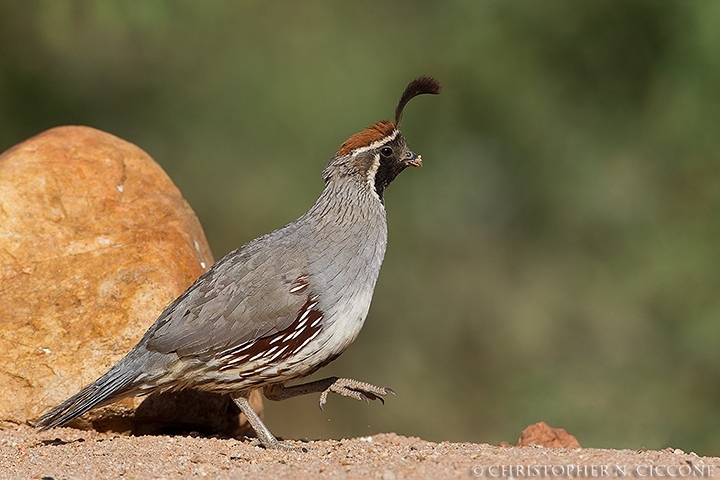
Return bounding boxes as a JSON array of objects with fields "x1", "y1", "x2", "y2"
[
  {"x1": 233, "y1": 395, "x2": 307, "y2": 451},
  {"x1": 318, "y1": 377, "x2": 395, "y2": 410}
]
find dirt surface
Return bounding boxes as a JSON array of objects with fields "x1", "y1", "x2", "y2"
[{"x1": 1, "y1": 426, "x2": 718, "y2": 479}]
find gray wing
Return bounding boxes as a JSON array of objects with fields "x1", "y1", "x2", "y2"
[{"x1": 143, "y1": 234, "x2": 309, "y2": 360}]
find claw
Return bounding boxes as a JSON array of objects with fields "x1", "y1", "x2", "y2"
[
  {"x1": 362, "y1": 391, "x2": 383, "y2": 403},
  {"x1": 319, "y1": 390, "x2": 328, "y2": 411}
]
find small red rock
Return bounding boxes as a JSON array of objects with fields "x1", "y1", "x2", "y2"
[{"x1": 517, "y1": 421, "x2": 580, "y2": 448}]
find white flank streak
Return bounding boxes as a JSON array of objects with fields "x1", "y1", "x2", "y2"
[
  {"x1": 269, "y1": 345, "x2": 288, "y2": 361},
  {"x1": 248, "y1": 351, "x2": 266, "y2": 362},
  {"x1": 311, "y1": 315, "x2": 324, "y2": 328},
  {"x1": 265, "y1": 346, "x2": 279, "y2": 356},
  {"x1": 298, "y1": 309, "x2": 310, "y2": 323},
  {"x1": 227, "y1": 354, "x2": 248, "y2": 365},
  {"x1": 289, "y1": 284, "x2": 304, "y2": 293},
  {"x1": 269, "y1": 335, "x2": 283, "y2": 344},
  {"x1": 220, "y1": 341, "x2": 251, "y2": 357},
  {"x1": 293, "y1": 330, "x2": 321, "y2": 353}
]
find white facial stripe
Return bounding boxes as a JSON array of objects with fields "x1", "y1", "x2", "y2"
[
  {"x1": 366, "y1": 153, "x2": 381, "y2": 203},
  {"x1": 349, "y1": 129, "x2": 399, "y2": 156}
]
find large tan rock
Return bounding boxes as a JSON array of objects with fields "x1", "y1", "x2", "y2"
[{"x1": 0, "y1": 126, "x2": 262, "y2": 435}]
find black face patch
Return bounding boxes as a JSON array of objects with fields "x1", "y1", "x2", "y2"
[{"x1": 373, "y1": 134, "x2": 409, "y2": 202}]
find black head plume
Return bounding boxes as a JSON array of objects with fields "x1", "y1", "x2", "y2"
[
  {"x1": 336, "y1": 75, "x2": 441, "y2": 157},
  {"x1": 394, "y1": 76, "x2": 442, "y2": 127}
]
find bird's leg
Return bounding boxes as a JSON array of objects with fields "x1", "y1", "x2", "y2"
[
  {"x1": 232, "y1": 395, "x2": 296, "y2": 450},
  {"x1": 263, "y1": 377, "x2": 395, "y2": 410}
]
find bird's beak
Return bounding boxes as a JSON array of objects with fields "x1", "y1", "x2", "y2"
[{"x1": 405, "y1": 152, "x2": 422, "y2": 168}]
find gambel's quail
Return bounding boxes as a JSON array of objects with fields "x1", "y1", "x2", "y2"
[{"x1": 36, "y1": 76, "x2": 441, "y2": 449}]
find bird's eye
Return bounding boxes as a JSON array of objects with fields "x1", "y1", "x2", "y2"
[{"x1": 380, "y1": 147, "x2": 393, "y2": 157}]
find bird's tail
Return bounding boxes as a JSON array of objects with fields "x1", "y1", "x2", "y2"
[{"x1": 35, "y1": 353, "x2": 150, "y2": 430}]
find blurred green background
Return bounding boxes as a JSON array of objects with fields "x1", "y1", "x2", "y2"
[{"x1": 2, "y1": 0, "x2": 720, "y2": 455}]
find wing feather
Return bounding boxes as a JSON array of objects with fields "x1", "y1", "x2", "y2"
[{"x1": 144, "y1": 233, "x2": 309, "y2": 360}]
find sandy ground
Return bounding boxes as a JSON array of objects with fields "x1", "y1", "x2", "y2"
[{"x1": 1, "y1": 425, "x2": 718, "y2": 479}]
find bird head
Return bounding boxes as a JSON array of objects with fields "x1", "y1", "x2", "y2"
[{"x1": 323, "y1": 76, "x2": 441, "y2": 202}]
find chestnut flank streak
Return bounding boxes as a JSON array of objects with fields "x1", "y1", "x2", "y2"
[{"x1": 218, "y1": 294, "x2": 324, "y2": 372}]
